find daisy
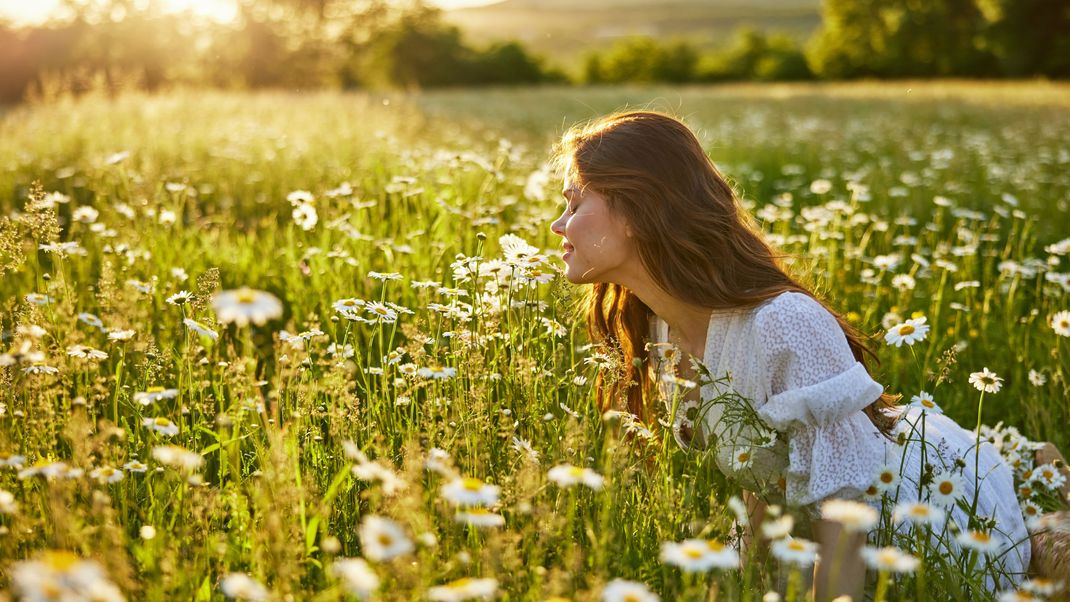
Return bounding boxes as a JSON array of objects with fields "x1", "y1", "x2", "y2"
[
  {"x1": 956, "y1": 529, "x2": 1001, "y2": 555},
  {"x1": 1034, "y1": 463, "x2": 1067, "y2": 490},
  {"x1": 166, "y1": 290, "x2": 193, "y2": 305},
  {"x1": 884, "y1": 316, "x2": 929, "y2": 347},
  {"x1": 220, "y1": 572, "x2": 268, "y2": 601},
  {"x1": 331, "y1": 558, "x2": 380, "y2": 600},
  {"x1": 998, "y1": 591, "x2": 1045, "y2": 602},
  {"x1": 78, "y1": 312, "x2": 106, "y2": 330},
  {"x1": 22, "y1": 364, "x2": 59, "y2": 375},
  {"x1": 107, "y1": 329, "x2": 136, "y2": 341},
  {"x1": 771, "y1": 537, "x2": 819, "y2": 567},
  {"x1": 133, "y1": 387, "x2": 179, "y2": 406},
  {"x1": 1028, "y1": 370, "x2": 1047, "y2": 387},
  {"x1": 929, "y1": 472, "x2": 965, "y2": 507},
  {"x1": 292, "y1": 202, "x2": 318, "y2": 231},
  {"x1": 89, "y1": 466, "x2": 124, "y2": 484},
  {"x1": 143, "y1": 417, "x2": 179, "y2": 437},
  {"x1": 440, "y1": 476, "x2": 500, "y2": 507},
  {"x1": 454, "y1": 508, "x2": 505, "y2": 528},
  {"x1": 152, "y1": 445, "x2": 204, "y2": 471},
  {"x1": 969, "y1": 367, "x2": 1003, "y2": 394},
  {"x1": 1021, "y1": 500, "x2": 1043, "y2": 528},
  {"x1": 761, "y1": 515, "x2": 794, "y2": 540},
  {"x1": 1021, "y1": 578, "x2": 1064, "y2": 597},
  {"x1": 0, "y1": 489, "x2": 18, "y2": 514},
  {"x1": 361, "y1": 300, "x2": 395, "y2": 319},
  {"x1": 861, "y1": 546, "x2": 919, "y2": 573},
  {"x1": 287, "y1": 190, "x2": 314, "y2": 205},
  {"x1": 427, "y1": 577, "x2": 499, "y2": 602},
  {"x1": 601, "y1": 579, "x2": 659, "y2": 602},
  {"x1": 873, "y1": 465, "x2": 901, "y2": 493},
  {"x1": 368, "y1": 271, "x2": 403, "y2": 281},
  {"x1": 67, "y1": 345, "x2": 108, "y2": 361},
  {"x1": 731, "y1": 447, "x2": 754, "y2": 471},
  {"x1": 659, "y1": 539, "x2": 739, "y2": 571},
  {"x1": 908, "y1": 391, "x2": 942, "y2": 414},
  {"x1": 212, "y1": 288, "x2": 283, "y2": 327},
  {"x1": 183, "y1": 318, "x2": 219, "y2": 340},
  {"x1": 547, "y1": 464, "x2": 605, "y2": 490},
  {"x1": 11, "y1": 551, "x2": 124, "y2": 602},
  {"x1": 123, "y1": 461, "x2": 148, "y2": 472},
  {"x1": 821, "y1": 499, "x2": 878, "y2": 533},
  {"x1": 418, "y1": 365, "x2": 457, "y2": 380},
  {"x1": 333, "y1": 298, "x2": 366, "y2": 317},
  {"x1": 358, "y1": 515, "x2": 413, "y2": 561},
  {"x1": 24, "y1": 293, "x2": 52, "y2": 305},
  {"x1": 1052, "y1": 310, "x2": 1070, "y2": 337},
  {"x1": 892, "y1": 502, "x2": 946, "y2": 527}
]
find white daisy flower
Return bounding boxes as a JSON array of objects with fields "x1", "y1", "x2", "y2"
[
  {"x1": 142, "y1": 417, "x2": 179, "y2": 437},
  {"x1": 287, "y1": 190, "x2": 314, "y2": 205},
  {"x1": 821, "y1": 499, "x2": 878, "y2": 533},
  {"x1": 133, "y1": 387, "x2": 179, "y2": 406},
  {"x1": 1021, "y1": 499, "x2": 1043, "y2": 529},
  {"x1": 547, "y1": 464, "x2": 605, "y2": 490},
  {"x1": 24, "y1": 293, "x2": 52, "y2": 305},
  {"x1": 292, "y1": 202, "x2": 318, "y2": 231},
  {"x1": 771, "y1": 536, "x2": 819, "y2": 567},
  {"x1": 67, "y1": 345, "x2": 109, "y2": 361},
  {"x1": 969, "y1": 367, "x2": 1003, "y2": 394},
  {"x1": 659, "y1": 539, "x2": 739, "y2": 571},
  {"x1": 220, "y1": 572, "x2": 268, "y2": 601},
  {"x1": 152, "y1": 445, "x2": 204, "y2": 471},
  {"x1": 860, "y1": 546, "x2": 919, "y2": 573},
  {"x1": 107, "y1": 329, "x2": 136, "y2": 341},
  {"x1": 1028, "y1": 370, "x2": 1047, "y2": 387},
  {"x1": 873, "y1": 465, "x2": 901, "y2": 493},
  {"x1": 440, "y1": 476, "x2": 500, "y2": 507},
  {"x1": 212, "y1": 288, "x2": 283, "y2": 327},
  {"x1": 892, "y1": 502, "x2": 946, "y2": 527},
  {"x1": 884, "y1": 316, "x2": 929, "y2": 347},
  {"x1": 956, "y1": 529, "x2": 1001, "y2": 555},
  {"x1": 1052, "y1": 310, "x2": 1070, "y2": 337},
  {"x1": 0, "y1": 489, "x2": 18, "y2": 514},
  {"x1": 368, "y1": 271, "x2": 403, "y2": 281},
  {"x1": 928, "y1": 472, "x2": 965, "y2": 507},
  {"x1": 78, "y1": 312, "x2": 106, "y2": 330},
  {"x1": 89, "y1": 466, "x2": 124, "y2": 484},
  {"x1": 731, "y1": 447, "x2": 754, "y2": 471},
  {"x1": 331, "y1": 558, "x2": 379, "y2": 600},
  {"x1": 1020, "y1": 577, "x2": 1063, "y2": 597},
  {"x1": 166, "y1": 290, "x2": 193, "y2": 305},
  {"x1": 454, "y1": 508, "x2": 505, "y2": 528},
  {"x1": 908, "y1": 391, "x2": 942, "y2": 413},
  {"x1": 358, "y1": 515, "x2": 413, "y2": 562},
  {"x1": 418, "y1": 365, "x2": 457, "y2": 380},
  {"x1": 602, "y1": 578, "x2": 659, "y2": 602},
  {"x1": 11, "y1": 551, "x2": 124, "y2": 602},
  {"x1": 761, "y1": 515, "x2": 794, "y2": 540},
  {"x1": 427, "y1": 577, "x2": 498, "y2": 602},
  {"x1": 1034, "y1": 463, "x2": 1067, "y2": 490},
  {"x1": 123, "y1": 461, "x2": 148, "y2": 472},
  {"x1": 998, "y1": 590, "x2": 1045, "y2": 602},
  {"x1": 183, "y1": 318, "x2": 219, "y2": 340}
]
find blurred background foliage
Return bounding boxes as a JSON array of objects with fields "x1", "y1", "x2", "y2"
[{"x1": 0, "y1": 0, "x2": 1067, "y2": 102}]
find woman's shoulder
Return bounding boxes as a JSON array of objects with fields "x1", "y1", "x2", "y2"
[{"x1": 752, "y1": 291, "x2": 831, "y2": 327}]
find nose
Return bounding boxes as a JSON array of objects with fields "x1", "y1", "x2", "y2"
[{"x1": 550, "y1": 211, "x2": 566, "y2": 237}]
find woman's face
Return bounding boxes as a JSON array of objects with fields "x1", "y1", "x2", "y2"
[{"x1": 549, "y1": 176, "x2": 638, "y2": 285}]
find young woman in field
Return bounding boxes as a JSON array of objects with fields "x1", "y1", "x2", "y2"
[{"x1": 548, "y1": 111, "x2": 1067, "y2": 597}]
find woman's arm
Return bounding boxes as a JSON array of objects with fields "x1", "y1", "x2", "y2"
[{"x1": 813, "y1": 517, "x2": 866, "y2": 601}]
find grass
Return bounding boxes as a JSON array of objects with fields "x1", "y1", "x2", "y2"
[{"x1": 0, "y1": 82, "x2": 1067, "y2": 600}]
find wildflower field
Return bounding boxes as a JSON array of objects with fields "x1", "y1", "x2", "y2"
[{"x1": 0, "y1": 82, "x2": 1068, "y2": 601}]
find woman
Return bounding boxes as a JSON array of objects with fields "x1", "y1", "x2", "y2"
[{"x1": 548, "y1": 110, "x2": 1061, "y2": 597}]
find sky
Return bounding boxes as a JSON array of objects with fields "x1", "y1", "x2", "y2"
[{"x1": 0, "y1": 0, "x2": 500, "y2": 25}]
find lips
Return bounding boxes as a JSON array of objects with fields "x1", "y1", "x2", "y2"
[{"x1": 563, "y1": 242, "x2": 575, "y2": 253}]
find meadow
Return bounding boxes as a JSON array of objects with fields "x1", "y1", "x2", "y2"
[{"x1": 0, "y1": 82, "x2": 1068, "y2": 601}]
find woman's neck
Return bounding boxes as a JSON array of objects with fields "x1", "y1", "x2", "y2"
[{"x1": 614, "y1": 269, "x2": 712, "y2": 357}]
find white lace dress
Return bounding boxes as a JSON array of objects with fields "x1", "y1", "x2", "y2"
[{"x1": 650, "y1": 291, "x2": 1030, "y2": 582}]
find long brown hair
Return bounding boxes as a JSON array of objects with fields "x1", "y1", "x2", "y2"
[{"x1": 552, "y1": 111, "x2": 901, "y2": 435}]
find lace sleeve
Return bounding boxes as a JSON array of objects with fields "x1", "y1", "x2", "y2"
[{"x1": 753, "y1": 292, "x2": 887, "y2": 505}]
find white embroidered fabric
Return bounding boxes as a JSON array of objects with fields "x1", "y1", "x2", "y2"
[{"x1": 652, "y1": 291, "x2": 1030, "y2": 582}]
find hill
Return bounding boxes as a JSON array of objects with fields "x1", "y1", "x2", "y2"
[{"x1": 443, "y1": 0, "x2": 822, "y2": 68}]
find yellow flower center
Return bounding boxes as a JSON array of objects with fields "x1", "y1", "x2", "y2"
[
  {"x1": 567, "y1": 467, "x2": 585, "y2": 478},
  {"x1": 706, "y1": 540, "x2": 725, "y2": 552},
  {"x1": 922, "y1": 399, "x2": 935, "y2": 408},
  {"x1": 462, "y1": 477, "x2": 484, "y2": 491},
  {"x1": 880, "y1": 472, "x2": 895, "y2": 484},
  {"x1": 684, "y1": 548, "x2": 704, "y2": 559},
  {"x1": 939, "y1": 482, "x2": 953, "y2": 495},
  {"x1": 972, "y1": 532, "x2": 991, "y2": 543},
  {"x1": 787, "y1": 540, "x2": 806, "y2": 551},
  {"x1": 154, "y1": 418, "x2": 172, "y2": 427},
  {"x1": 42, "y1": 550, "x2": 79, "y2": 570},
  {"x1": 448, "y1": 578, "x2": 473, "y2": 590},
  {"x1": 236, "y1": 289, "x2": 257, "y2": 304},
  {"x1": 147, "y1": 386, "x2": 165, "y2": 393},
  {"x1": 377, "y1": 534, "x2": 393, "y2": 546},
  {"x1": 898, "y1": 324, "x2": 915, "y2": 335}
]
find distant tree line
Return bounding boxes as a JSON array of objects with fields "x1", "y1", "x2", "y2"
[{"x1": 0, "y1": 0, "x2": 1066, "y2": 102}]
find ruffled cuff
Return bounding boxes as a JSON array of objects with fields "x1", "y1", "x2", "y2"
[
  {"x1": 784, "y1": 412, "x2": 886, "y2": 506},
  {"x1": 756, "y1": 362, "x2": 884, "y2": 431}
]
